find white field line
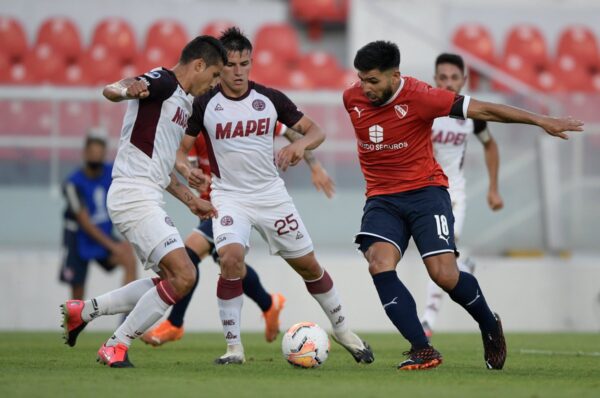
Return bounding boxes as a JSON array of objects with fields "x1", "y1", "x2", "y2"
[{"x1": 519, "y1": 348, "x2": 600, "y2": 357}]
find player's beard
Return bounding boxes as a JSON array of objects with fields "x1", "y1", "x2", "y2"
[{"x1": 372, "y1": 85, "x2": 394, "y2": 107}]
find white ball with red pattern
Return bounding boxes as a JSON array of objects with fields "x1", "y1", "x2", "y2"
[{"x1": 282, "y1": 322, "x2": 330, "y2": 368}]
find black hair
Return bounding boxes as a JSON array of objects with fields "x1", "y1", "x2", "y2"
[
  {"x1": 435, "y1": 53, "x2": 465, "y2": 74},
  {"x1": 353, "y1": 40, "x2": 400, "y2": 72},
  {"x1": 219, "y1": 27, "x2": 253, "y2": 53},
  {"x1": 179, "y1": 35, "x2": 228, "y2": 66}
]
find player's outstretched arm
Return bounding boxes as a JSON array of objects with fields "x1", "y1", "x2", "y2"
[
  {"x1": 467, "y1": 99, "x2": 584, "y2": 139},
  {"x1": 282, "y1": 128, "x2": 335, "y2": 198},
  {"x1": 103, "y1": 77, "x2": 149, "y2": 102},
  {"x1": 166, "y1": 173, "x2": 217, "y2": 219},
  {"x1": 277, "y1": 116, "x2": 325, "y2": 171}
]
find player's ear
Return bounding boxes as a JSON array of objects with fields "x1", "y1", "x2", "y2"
[{"x1": 194, "y1": 58, "x2": 206, "y2": 73}]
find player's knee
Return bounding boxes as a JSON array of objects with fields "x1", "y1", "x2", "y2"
[
  {"x1": 219, "y1": 249, "x2": 245, "y2": 278},
  {"x1": 367, "y1": 255, "x2": 396, "y2": 275},
  {"x1": 428, "y1": 262, "x2": 459, "y2": 291},
  {"x1": 172, "y1": 261, "x2": 197, "y2": 295}
]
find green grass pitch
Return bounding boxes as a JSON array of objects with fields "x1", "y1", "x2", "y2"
[{"x1": 1, "y1": 332, "x2": 599, "y2": 397}]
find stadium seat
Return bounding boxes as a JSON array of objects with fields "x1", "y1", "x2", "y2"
[
  {"x1": 56, "y1": 62, "x2": 92, "y2": 86},
  {"x1": 336, "y1": 69, "x2": 358, "y2": 89},
  {"x1": 35, "y1": 17, "x2": 82, "y2": 62},
  {"x1": 452, "y1": 23, "x2": 496, "y2": 90},
  {"x1": 286, "y1": 67, "x2": 316, "y2": 90},
  {"x1": 144, "y1": 20, "x2": 188, "y2": 65},
  {"x1": 138, "y1": 46, "x2": 177, "y2": 72},
  {"x1": 92, "y1": 18, "x2": 137, "y2": 64},
  {"x1": 291, "y1": 0, "x2": 349, "y2": 23},
  {"x1": 492, "y1": 53, "x2": 537, "y2": 92},
  {"x1": 0, "y1": 53, "x2": 10, "y2": 83},
  {"x1": 26, "y1": 101, "x2": 54, "y2": 136},
  {"x1": 5, "y1": 62, "x2": 36, "y2": 85},
  {"x1": 59, "y1": 101, "x2": 95, "y2": 136},
  {"x1": 200, "y1": 20, "x2": 236, "y2": 38},
  {"x1": 557, "y1": 25, "x2": 599, "y2": 70},
  {"x1": 0, "y1": 16, "x2": 28, "y2": 62},
  {"x1": 81, "y1": 44, "x2": 121, "y2": 84},
  {"x1": 24, "y1": 44, "x2": 67, "y2": 84},
  {"x1": 254, "y1": 23, "x2": 300, "y2": 66},
  {"x1": 299, "y1": 51, "x2": 342, "y2": 88},
  {"x1": 554, "y1": 54, "x2": 591, "y2": 92},
  {"x1": 0, "y1": 100, "x2": 28, "y2": 135},
  {"x1": 503, "y1": 24, "x2": 548, "y2": 69},
  {"x1": 250, "y1": 48, "x2": 290, "y2": 86}
]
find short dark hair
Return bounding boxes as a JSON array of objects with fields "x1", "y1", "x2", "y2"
[
  {"x1": 435, "y1": 53, "x2": 465, "y2": 74},
  {"x1": 180, "y1": 35, "x2": 228, "y2": 66},
  {"x1": 353, "y1": 41, "x2": 400, "y2": 72},
  {"x1": 219, "y1": 27, "x2": 253, "y2": 53}
]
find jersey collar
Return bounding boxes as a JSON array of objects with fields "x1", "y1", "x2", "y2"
[
  {"x1": 219, "y1": 81, "x2": 254, "y2": 101},
  {"x1": 381, "y1": 77, "x2": 405, "y2": 107}
]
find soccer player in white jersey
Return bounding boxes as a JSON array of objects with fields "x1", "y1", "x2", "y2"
[
  {"x1": 60, "y1": 36, "x2": 227, "y2": 368},
  {"x1": 420, "y1": 53, "x2": 504, "y2": 338},
  {"x1": 179, "y1": 27, "x2": 374, "y2": 365}
]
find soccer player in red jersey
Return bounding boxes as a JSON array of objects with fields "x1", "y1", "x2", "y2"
[{"x1": 344, "y1": 41, "x2": 583, "y2": 370}]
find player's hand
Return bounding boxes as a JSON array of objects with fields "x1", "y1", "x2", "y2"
[
  {"x1": 311, "y1": 165, "x2": 335, "y2": 199},
  {"x1": 277, "y1": 141, "x2": 306, "y2": 171},
  {"x1": 125, "y1": 80, "x2": 150, "y2": 99},
  {"x1": 487, "y1": 190, "x2": 504, "y2": 211},
  {"x1": 189, "y1": 197, "x2": 218, "y2": 219},
  {"x1": 538, "y1": 116, "x2": 584, "y2": 140},
  {"x1": 188, "y1": 168, "x2": 211, "y2": 192},
  {"x1": 110, "y1": 241, "x2": 135, "y2": 266}
]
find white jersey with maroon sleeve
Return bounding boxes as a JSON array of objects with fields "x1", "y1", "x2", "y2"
[
  {"x1": 186, "y1": 81, "x2": 304, "y2": 197},
  {"x1": 431, "y1": 117, "x2": 487, "y2": 195},
  {"x1": 112, "y1": 68, "x2": 192, "y2": 189}
]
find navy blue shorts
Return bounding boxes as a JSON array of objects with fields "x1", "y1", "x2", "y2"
[
  {"x1": 193, "y1": 218, "x2": 218, "y2": 262},
  {"x1": 59, "y1": 229, "x2": 115, "y2": 286},
  {"x1": 355, "y1": 186, "x2": 458, "y2": 259}
]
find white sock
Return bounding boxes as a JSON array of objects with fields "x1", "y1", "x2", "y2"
[
  {"x1": 311, "y1": 286, "x2": 349, "y2": 334},
  {"x1": 422, "y1": 279, "x2": 445, "y2": 329},
  {"x1": 218, "y1": 295, "x2": 243, "y2": 347},
  {"x1": 108, "y1": 286, "x2": 171, "y2": 347},
  {"x1": 81, "y1": 278, "x2": 156, "y2": 322}
]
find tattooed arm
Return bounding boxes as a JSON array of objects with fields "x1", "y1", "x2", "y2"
[{"x1": 166, "y1": 173, "x2": 217, "y2": 219}]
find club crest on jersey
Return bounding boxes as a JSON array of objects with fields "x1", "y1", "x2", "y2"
[
  {"x1": 394, "y1": 104, "x2": 408, "y2": 119},
  {"x1": 252, "y1": 99, "x2": 266, "y2": 111},
  {"x1": 369, "y1": 124, "x2": 384, "y2": 143},
  {"x1": 221, "y1": 215, "x2": 234, "y2": 226}
]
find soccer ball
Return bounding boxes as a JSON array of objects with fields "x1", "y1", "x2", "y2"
[{"x1": 281, "y1": 322, "x2": 330, "y2": 368}]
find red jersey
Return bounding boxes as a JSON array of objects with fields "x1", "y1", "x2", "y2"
[
  {"x1": 189, "y1": 122, "x2": 287, "y2": 201},
  {"x1": 343, "y1": 76, "x2": 468, "y2": 197}
]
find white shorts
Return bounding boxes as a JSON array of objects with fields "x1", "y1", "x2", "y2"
[
  {"x1": 211, "y1": 190, "x2": 314, "y2": 259},
  {"x1": 449, "y1": 188, "x2": 466, "y2": 239},
  {"x1": 107, "y1": 180, "x2": 184, "y2": 272}
]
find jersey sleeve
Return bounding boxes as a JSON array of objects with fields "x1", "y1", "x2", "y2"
[
  {"x1": 186, "y1": 95, "x2": 209, "y2": 137},
  {"x1": 473, "y1": 119, "x2": 488, "y2": 135},
  {"x1": 415, "y1": 85, "x2": 470, "y2": 121},
  {"x1": 63, "y1": 180, "x2": 85, "y2": 214},
  {"x1": 256, "y1": 85, "x2": 304, "y2": 128},
  {"x1": 135, "y1": 69, "x2": 178, "y2": 102}
]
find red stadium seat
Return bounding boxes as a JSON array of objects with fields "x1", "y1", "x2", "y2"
[
  {"x1": 336, "y1": 69, "x2": 358, "y2": 89},
  {"x1": 254, "y1": 23, "x2": 300, "y2": 66},
  {"x1": 0, "y1": 16, "x2": 28, "y2": 62},
  {"x1": 291, "y1": 0, "x2": 349, "y2": 23},
  {"x1": 299, "y1": 51, "x2": 342, "y2": 88},
  {"x1": 0, "y1": 100, "x2": 28, "y2": 134},
  {"x1": 554, "y1": 54, "x2": 591, "y2": 92},
  {"x1": 452, "y1": 23, "x2": 496, "y2": 90},
  {"x1": 6, "y1": 62, "x2": 36, "y2": 85},
  {"x1": 286, "y1": 67, "x2": 316, "y2": 90},
  {"x1": 557, "y1": 25, "x2": 599, "y2": 70},
  {"x1": 24, "y1": 44, "x2": 67, "y2": 84},
  {"x1": 26, "y1": 101, "x2": 53, "y2": 136},
  {"x1": 59, "y1": 101, "x2": 96, "y2": 136},
  {"x1": 92, "y1": 18, "x2": 137, "y2": 64},
  {"x1": 81, "y1": 44, "x2": 121, "y2": 84},
  {"x1": 200, "y1": 20, "x2": 236, "y2": 38},
  {"x1": 492, "y1": 53, "x2": 537, "y2": 92},
  {"x1": 144, "y1": 20, "x2": 188, "y2": 65},
  {"x1": 503, "y1": 25, "x2": 548, "y2": 69},
  {"x1": 452, "y1": 23, "x2": 495, "y2": 64},
  {"x1": 56, "y1": 62, "x2": 92, "y2": 86},
  {"x1": 0, "y1": 53, "x2": 10, "y2": 83},
  {"x1": 36, "y1": 17, "x2": 82, "y2": 62},
  {"x1": 138, "y1": 46, "x2": 177, "y2": 72}
]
